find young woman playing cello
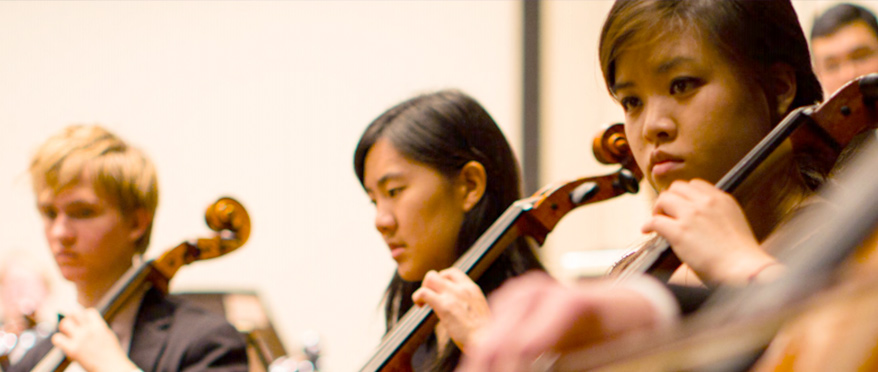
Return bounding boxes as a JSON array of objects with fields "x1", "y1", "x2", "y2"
[
  {"x1": 353, "y1": 90, "x2": 544, "y2": 371},
  {"x1": 460, "y1": 1, "x2": 828, "y2": 370}
]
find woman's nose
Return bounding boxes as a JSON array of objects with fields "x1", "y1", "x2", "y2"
[
  {"x1": 642, "y1": 100, "x2": 677, "y2": 143},
  {"x1": 374, "y1": 204, "x2": 397, "y2": 235}
]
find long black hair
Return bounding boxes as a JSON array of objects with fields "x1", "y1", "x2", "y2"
[{"x1": 354, "y1": 90, "x2": 543, "y2": 371}]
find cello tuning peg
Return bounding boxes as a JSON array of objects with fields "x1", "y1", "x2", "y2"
[{"x1": 613, "y1": 169, "x2": 640, "y2": 194}]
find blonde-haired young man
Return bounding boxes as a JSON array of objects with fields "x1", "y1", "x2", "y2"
[{"x1": 11, "y1": 125, "x2": 248, "y2": 372}]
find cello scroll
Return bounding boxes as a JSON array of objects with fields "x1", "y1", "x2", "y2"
[
  {"x1": 151, "y1": 197, "x2": 250, "y2": 288},
  {"x1": 202, "y1": 196, "x2": 252, "y2": 255}
]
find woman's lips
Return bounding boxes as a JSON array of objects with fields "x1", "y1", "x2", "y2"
[
  {"x1": 388, "y1": 244, "x2": 405, "y2": 260},
  {"x1": 651, "y1": 159, "x2": 683, "y2": 177},
  {"x1": 649, "y1": 150, "x2": 684, "y2": 178}
]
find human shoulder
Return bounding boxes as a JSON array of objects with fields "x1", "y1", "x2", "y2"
[
  {"x1": 155, "y1": 293, "x2": 247, "y2": 347},
  {"x1": 134, "y1": 291, "x2": 249, "y2": 372}
]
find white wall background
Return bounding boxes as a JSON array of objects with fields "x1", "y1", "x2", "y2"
[
  {"x1": 1, "y1": 1, "x2": 875, "y2": 371},
  {"x1": 0, "y1": 2, "x2": 521, "y2": 371}
]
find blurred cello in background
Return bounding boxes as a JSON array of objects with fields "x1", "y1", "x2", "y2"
[{"x1": 30, "y1": 197, "x2": 251, "y2": 372}]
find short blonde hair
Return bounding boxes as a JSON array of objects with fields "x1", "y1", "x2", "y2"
[{"x1": 30, "y1": 125, "x2": 159, "y2": 253}]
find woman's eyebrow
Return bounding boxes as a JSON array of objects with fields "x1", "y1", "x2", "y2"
[{"x1": 611, "y1": 56, "x2": 698, "y2": 93}]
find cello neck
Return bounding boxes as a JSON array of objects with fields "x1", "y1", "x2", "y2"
[
  {"x1": 614, "y1": 107, "x2": 815, "y2": 282},
  {"x1": 359, "y1": 163, "x2": 642, "y2": 371},
  {"x1": 616, "y1": 74, "x2": 878, "y2": 281},
  {"x1": 30, "y1": 259, "x2": 160, "y2": 372},
  {"x1": 358, "y1": 204, "x2": 528, "y2": 372},
  {"x1": 94, "y1": 258, "x2": 160, "y2": 319}
]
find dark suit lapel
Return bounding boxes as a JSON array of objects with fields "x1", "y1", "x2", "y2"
[{"x1": 128, "y1": 287, "x2": 175, "y2": 372}]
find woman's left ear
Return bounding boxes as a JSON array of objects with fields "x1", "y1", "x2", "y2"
[
  {"x1": 770, "y1": 62, "x2": 797, "y2": 117},
  {"x1": 457, "y1": 161, "x2": 487, "y2": 213},
  {"x1": 128, "y1": 208, "x2": 152, "y2": 243}
]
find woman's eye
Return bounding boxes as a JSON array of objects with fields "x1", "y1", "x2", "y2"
[
  {"x1": 670, "y1": 77, "x2": 702, "y2": 95},
  {"x1": 387, "y1": 187, "x2": 404, "y2": 197},
  {"x1": 620, "y1": 96, "x2": 642, "y2": 112}
]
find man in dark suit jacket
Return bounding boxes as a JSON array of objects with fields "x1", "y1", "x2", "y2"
[
  {"x1": 11, "y1": 288, "x2": 248, "y2": 372},
  {"x1": 10, "y1": 125, "x2": 248, "y2": 371}
]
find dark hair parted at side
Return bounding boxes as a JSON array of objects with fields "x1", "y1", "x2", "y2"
[
  {"x1": 812, "y1": 3, "x2": 878, "y2": 41},
  {"x1": 600, "y1": 0, "x2": 822, "y2": 120},
  {"x1": 599, "y1": 0, "x2": 827, "y2": 192},
  {"x1": 353, "y1": 90, "x2": 543, "y2": 372}
]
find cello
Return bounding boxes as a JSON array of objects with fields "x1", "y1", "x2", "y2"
[
  {"x1": 358, "y1": 123, "x2": 643, "y2": 372},
  {"x1": 611, "y1": 74, "x2": 878, "y2": 282},
  {"x1": 29, "y1": 197, "x2": 251, "y2": 372},
  {"x1": 546, "y1": 74, "x2": 878, "y2": 371}
]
